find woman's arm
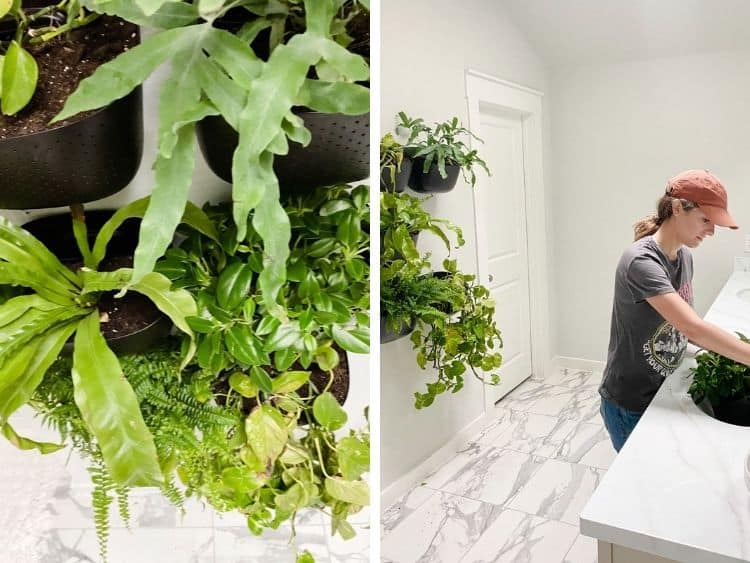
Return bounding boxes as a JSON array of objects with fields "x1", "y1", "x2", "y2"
[{"x1": 646, "y1": 292, "x2": 750, "y2": 365}]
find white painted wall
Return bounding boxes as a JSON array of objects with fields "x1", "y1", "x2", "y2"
[
  {"x1": 551, "y1": 50, "x2": 750, "y2": 362},
  {"x1": 381, "y1": 0, "x2": 552, "y2": 494}
]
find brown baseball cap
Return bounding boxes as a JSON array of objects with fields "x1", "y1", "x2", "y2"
[{"x1": 666, "y1": 169, "x2": 738, "y2": 229}]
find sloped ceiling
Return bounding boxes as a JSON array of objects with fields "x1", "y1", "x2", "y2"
[{"x1": 500, "y1": 0, "x2": 750, "y2": 67}]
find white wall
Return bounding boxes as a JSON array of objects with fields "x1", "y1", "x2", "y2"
[
  {"x1": 551, "y1": 50, "x2": 750, "y2": 362},
  {"x1": 381, "y1": 0, "x2": 551, "y2": 494}
]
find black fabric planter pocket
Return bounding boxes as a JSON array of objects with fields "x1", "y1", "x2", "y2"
[
  {"x1": 196, "y1": 112, "x2": 370, "y2": 191},
  {"x1": 408, "y1": 156, "x2": 460, "y2": 193},
  {"x1": 712, "y1": 397, "x2": 750, "y2": 426},
  {"x1": 380, "y1": 310, "x2": 415, "y2": 344},
  {"x1": 22, "y1": 211, "x2": 171, "y2": 355},
  {"x1": 0, "y1": 88, "x2": 144, "y2": 209},
  {"x1": 380, "y1": 156, "x2": 412, "y2": 193}
]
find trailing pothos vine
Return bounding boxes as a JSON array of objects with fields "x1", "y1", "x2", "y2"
[{"x1": 380, "y1": 191, "x2": 503, "y2": 408}]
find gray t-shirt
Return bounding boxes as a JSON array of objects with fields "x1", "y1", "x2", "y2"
[{"x1": 599, "y1": 235, "x2": 694, "y2": 412}]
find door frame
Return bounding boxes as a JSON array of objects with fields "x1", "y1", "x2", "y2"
[{"x1": 464, "y1": 69, "x2": 550, "y2": 410}]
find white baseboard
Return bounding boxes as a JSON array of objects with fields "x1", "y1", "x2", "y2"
[
  {"x1": 552, "y1": 355, "x2": 606, "y2": 373},
  {"x1": 380, "y1": 411, "x2": 494, "y2": 510}
]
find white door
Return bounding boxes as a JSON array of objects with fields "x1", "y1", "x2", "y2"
[{"x1": 475, "y1": 105, "x2": 533, "y2": 405}]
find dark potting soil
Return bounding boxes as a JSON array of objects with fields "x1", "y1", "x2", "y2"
[
  {"x1": 214, "y1": 345, "x2": 351, "y2": 416},
  {"x1": 0, "y1": 15, "x2": 138, "y2": 138},
  {"x1": 67, "y1": 254, "x2": 162, "y2": 340}
]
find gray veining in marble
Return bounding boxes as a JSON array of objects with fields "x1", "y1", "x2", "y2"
[{"x1": 383, "y1": 366, "x2": 607, "y2": 563}]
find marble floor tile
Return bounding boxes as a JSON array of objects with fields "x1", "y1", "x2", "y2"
[
  {"x1": 553, "y1": 422, "x2": 616, "y2": 470},
  {"x1": 471, "y1": 409, "x2": 559, "y2": 453},
  {"x1": 506, "y1": 458, "x2": 604, "y2": 525},
  {"x1": 541, "y1": 368, "x2": 595, "y2": 388},
  {"x1": 563, "y1": 533, "x2": 598, "y2": 563},
  {"x1": 423, "y1": 446, "x2": 545, "y2": 506},
  {"x1": 381, "y1": 485, "x2": 435, "y2": 533},
  {"x1": 495, "y1": 381, "x2": 555, "y2": 412},
  {"x1": 525, "y1": 386, "x2": 582, "y2": 417},
  {"x1": 214, "y1": 524, "x2": 330, "y2": 563},
  {"x1": 326, "y1": 519, "x2": 369, "y2": 563},
  {"x1": 38, "y1": 527, "x2": 215, "y2": 563},
  {"x1": 381, "y1": 490, "x2": 499, "y2": 563},
  {"x1": 458, "y1": 508, "x2": 578, "y2": 563}
]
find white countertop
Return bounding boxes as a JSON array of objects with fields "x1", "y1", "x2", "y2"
[{"x1": 580, "y1": 271, "x2": 750, "y2": 563}]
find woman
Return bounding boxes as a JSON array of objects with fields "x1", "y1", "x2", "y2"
[{"x1": 599, "y1": 169, "x2": 750, "y2": 452}]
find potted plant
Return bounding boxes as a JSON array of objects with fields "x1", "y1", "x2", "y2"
[
  {"x1": 380, "y1": 191, "x2": 503, "y2": 407},
  {"x1": 51, "y1": 0, "x2": 371, "y2": 315},
  {"x1": 0, "y1": 2, "x2": 143, "y2": 208},
  {"x1": 688, "y1": 333, "x2": 750, "y2": 426},
  {"x1": 0, "y1": 196, "x2": 203, "y2": 499},
  {"x1": 395, "y1": 111, "x2": 490, "y2": 193},
  {"x1": 380, "y1": 132, "x2": 411, "y2": 193}
]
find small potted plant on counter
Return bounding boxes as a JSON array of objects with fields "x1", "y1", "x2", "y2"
[
  {"x1": 688, "y1": 333, "x2": 750, "y2": 426},
  {"x1": 395, "y1": 111, "x2": 490, "y2": 193}
]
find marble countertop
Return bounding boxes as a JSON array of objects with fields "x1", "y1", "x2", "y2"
[{"x1": 580, "y1": 271, "x2": 750, "y2": 563}]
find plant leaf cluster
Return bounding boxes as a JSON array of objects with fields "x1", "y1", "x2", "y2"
[
  {"x1": 688, "y1": 332, "x2": 750, "y2": 408},
  {"x1": 156, "y1": 183, "x2": 370, "y2": 380},
  {"x1": 380, "y1": 191, "x2": 503, "y2": 409},
  {"x1": 395, "y1": 111, "x2": 490, "y2": 188},
  {"x1": 33, "y1": 331, "x2": 369, "y2": 562},
  {"x1": 49, "y1": 0, "x2": 370, "y2": 317},
  {"x1": 0, "y1": 199, "x2": 205, "y2": 491}
]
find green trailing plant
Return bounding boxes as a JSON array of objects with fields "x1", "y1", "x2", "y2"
[
  {"x1": 688, "y1": 332, "x2": 750, "y2": 408},
  {"x1": 49, "y1": 0, "x2": 370, "y2": 316},
  {"x1": 0, "y1": 0, "x2": 101, "y2": 115},
  {"x1": 0, "y1": 197, "x2": 211, "y2": 491},
  {"x1": 34, "y1": 341, "x2": 369, "y2": 562},
  {"x1": 396, "y1": 111, "x2": 490, "y2": 188},
  {"x1": 156, "y1": 183, "x2": 370, "y2": 378},
  {"x1": 380, "y1": 191, "x2": 503, "y2": 408}
]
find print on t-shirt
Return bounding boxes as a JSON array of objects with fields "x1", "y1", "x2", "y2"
[{"x1": 643, "y1": 280, "x2": 692, "y2": 378}]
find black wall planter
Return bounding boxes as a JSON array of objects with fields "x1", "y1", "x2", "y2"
[
  {"x1": 408, "y1": 156, "x2": 460, "y2": 194},
  {"x1": 22, "y1": 211, "x2": 171, "y2": 355},
  {"x1": 380, "y1": 156, "x2": 413, "y2": 193},
  {"x1": 380, "y1": 311, "x2": 415, "y2": 344},
  {"x1": 0, "y1": 88, "x2": 144, "y2": 209},
  {"x1": 196, "y1": 112, "x2": 370, "y2": 191}
]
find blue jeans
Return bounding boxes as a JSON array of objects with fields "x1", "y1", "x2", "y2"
[{"x1": 600, "y1": 397, "x2": 643, "y2": 452}]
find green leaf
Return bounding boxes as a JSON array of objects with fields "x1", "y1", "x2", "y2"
[
  {"x1": 337, "y1": 436, "x2": 370, "y2": 481},
  {"x1": 246, "y1": 405, "x2": 288, "y2": 467},
  {"x1": 1, "y1": 422, "x2": 64, "y2": 454},
  {"x1": 72, "y1": 312, "x2": 162, "y2": 487},
  {"x1": 186, "y1": 315, "x2": 216, "y2": 334},
  {"x1": 225, "y1": 324, "x2": 268, "y2": 366},
  {"x1": 331, "y1": 325, "x2": 369, "y2": 354},
  {"x1": 202, "y1": 27, "x2": 262, "y2": 90},
  {"x1": 0, "y1": 0, "x2": 11, "y2": 19},
  {"x1": 314, "y1": 346, "x2": 339, "y2": 371},
  {"x1": 1, "y1": 41, "x2": 38, "y2": 116},
  {"x1": 0, "y1": 295, "x2": 60, "y2": 329},
  {"x1": 132, "y1": 123, "x2": 197, "y2": 285},
  {"x1": 298, "y1": 80, "x2": 369, "y2": 115},
  {"x1": 229, "y1": 372, "x2": 259, "y2": 398},
  {"x1": 336, "y1": 210, "x2": 361, "y2": 248},
  {"x1": 53, "y1": 25, "x2": 209, "y2": 123},
  {"x1": 312, "y1": 392, "x2": 347, "y2": 431},
  {"x1": 324, "y1": 477, "x2": 369, "y2": 506},
  {"x1": 264, "y1": 321, "x2": 303, "y2": 351},
  {"x1": 250, "y1": 366, "x2": 274, "y2": 394},
  {"x1": 319, "y1": 199, "x2": 352, "y2": 216},
  {"x1": 81, "y1": 0, "x2": 199, "y2": 29},
  {"x1": 221, "y1": 466, "x2": 264, "y2": 494},
  {"x1": 274, "y1": 348, "x2": 298, "y2": 371},
  {"x1": 0, "y1": 321, "x2": 77, "y2": 422},
  {"x1": 0, "y1": 55, "x2": 4, "y2": 98},
  {"x1": 271, "y1": 370, "x2": 310, "y2": 393},
  {"x1": 216, "y1": 262, "x2": 254, "y2": 311}
]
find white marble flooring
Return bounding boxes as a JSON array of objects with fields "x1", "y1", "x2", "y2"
[
  {"x1": 381, "y1": 367, "x2": 615, "y2": 563},
  {"x1": 0, "y1": 406, "x2": 369, "y2": 563}
]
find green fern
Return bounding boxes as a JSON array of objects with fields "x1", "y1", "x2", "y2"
[
  {"x1": 89, "y1": 457, "x2": 115, "y2": 562},
  {"x1": 114, "y1": 485, "x2": 131, "y2": 529}
]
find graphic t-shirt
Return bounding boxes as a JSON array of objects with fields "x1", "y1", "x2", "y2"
[{"x1": 599, "y1": 235, "x2": 694, "y2": 412}]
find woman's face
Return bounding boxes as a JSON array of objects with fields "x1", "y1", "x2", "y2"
[{"x1": 675, "y1": 202, "x2": 715, "y2": 248}]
